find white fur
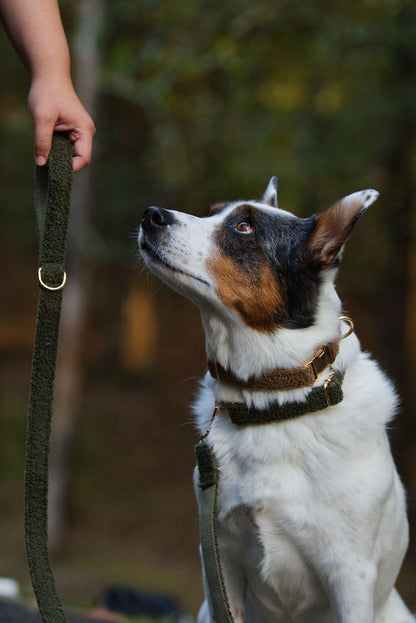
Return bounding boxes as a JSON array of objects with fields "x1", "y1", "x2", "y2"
[{"x1": 139, "y1": 192, "x2": 413, "y2": 623}]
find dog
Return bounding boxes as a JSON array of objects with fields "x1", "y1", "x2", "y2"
[{"x1": 139, "y1": 178, "x2": 414, "y2": 623}]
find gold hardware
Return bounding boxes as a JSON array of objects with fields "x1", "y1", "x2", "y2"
[
  {"x1": 212, "y1": 361, "x2": 220, "y2": 381},
  {"x1": 323, "y1": 375, "x2": 333, "y2": 407},
  {"x1": 303, "y1": 346, "x2": 325, "y2": 368},
  {"x1": 198, "y1": 403, "x2": 221, "y2": 443},
  {"x1": 339, "y1": 316, "x2": 354, "y2": 340},
  {"x1": 304, "y1": 345, "x2": 332, "y2": 379},
  {"x1": 38, "y1": 267, "x2": 67, "y2": 291}
]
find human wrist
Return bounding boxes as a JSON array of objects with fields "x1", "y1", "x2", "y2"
[
  {"x1": 29, "y1": 48, "x2": 71, "y2": 83},
  {"x1": 29, "y1": 68, "x2": 75, "y2": 98}
]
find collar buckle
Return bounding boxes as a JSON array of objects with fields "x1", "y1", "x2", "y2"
[{"x1": 305, "y1": 344, "x2": 334, "y2": 379}]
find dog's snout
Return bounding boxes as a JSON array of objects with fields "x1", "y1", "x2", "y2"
[{"x1": 142, "y1": 206, "x2": 176, "y2": 231}]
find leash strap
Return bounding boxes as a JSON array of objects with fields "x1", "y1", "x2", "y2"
[
  {"x1": 25, "y1": 133, "x2": 73, "y2": 623},
  {"x1": 194, "y1": 441, "x2": 235, "y2": 623}
]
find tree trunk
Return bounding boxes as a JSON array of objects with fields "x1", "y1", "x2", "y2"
[{"x1": 48, "y1": 0, "x2": 103, "y2": 552}]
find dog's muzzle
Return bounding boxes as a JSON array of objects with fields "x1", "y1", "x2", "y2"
[{"x1": 141, "y1": 206, "x2": 177, "y2": 232}]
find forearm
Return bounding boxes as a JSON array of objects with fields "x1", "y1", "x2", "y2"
[
  {"x1": 1, "y1": 0, "x2": 95, "y2": 171},
  {"x1": 0, "y1": 0, "x2": 70, "y2": 79}
]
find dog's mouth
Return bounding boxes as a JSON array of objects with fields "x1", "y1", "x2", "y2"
[{"x1": 140, "y1": 238, "x2": 210, "y2": 287}]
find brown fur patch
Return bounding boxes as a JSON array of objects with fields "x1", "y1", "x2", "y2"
[
  {"x1": 309, "y1": 198, "x2": 366, "y2": 268},
  {"x1": 208, "y1": 253, "x2": 285, "y2": 332},
  {"x1": 209, "y1": 202, "x2": 226, "y2": 216}
]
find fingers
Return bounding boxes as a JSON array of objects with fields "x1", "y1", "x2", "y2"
[
  {"x1": 33, "y1": 114, "x2": 55, "y2": 166},
  {"x1": 28, "y1": 79, "x2": 95, "y2": 171},
  {"x1": 68, "y1": 120, "x2": 96, "y2": 172}
]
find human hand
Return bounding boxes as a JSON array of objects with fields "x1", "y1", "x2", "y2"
[{"x1": 28, "y1": 75, "x2": 96, "y2": 172}]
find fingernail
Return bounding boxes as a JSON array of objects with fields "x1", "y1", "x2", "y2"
[{"x1": 35, "y1": 156, "x2": 47, "y2": 166}]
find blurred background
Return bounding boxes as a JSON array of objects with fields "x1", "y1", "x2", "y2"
[{"x1": 1, "y1": 0, "x2": 416, "y2": 617}]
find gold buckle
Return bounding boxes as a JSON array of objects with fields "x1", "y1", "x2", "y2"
[
  {"x1": 304, "y1": 345, "x2": 332, "y2": 379},
  {"x1": 38, "y1": 267, "x2": 67, "y2": 291}
]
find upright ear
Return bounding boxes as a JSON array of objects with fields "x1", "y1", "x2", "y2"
[
  {"x1": 308, "y1": 189, "x2": 379, "y2": 269},
  {"x1": 262, "y1": 176, "x2": 278, "y2": 208}
]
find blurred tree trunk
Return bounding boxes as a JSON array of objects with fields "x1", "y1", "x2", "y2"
[{"x1": 48, "y1": 0, "x2": 103, "y2": 552}]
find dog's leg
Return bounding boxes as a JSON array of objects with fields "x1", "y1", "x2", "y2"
[
  {"x1": 197, "y1": 547, "x2": 247, "y2": 623},
  {"x1": 375, "y1": 588, "x2": 416, "y2": 623},
  {"x1": 328, "y1": 568, "x2": 377, "y2": 623},
  {"x1": 197, "y1": 599, "x2": 211, "y2": 623},
  {"x1": 329, "y1": 563, "x2": 415, "y2": 623}
]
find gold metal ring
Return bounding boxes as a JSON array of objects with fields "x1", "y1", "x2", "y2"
[
  {"x1": 339, "y1": 316, "x2": 354, "y2": 340},
  {"x1": 198, "y1": 403, "x2": 221, "y2": 443},
  {"x1": 323, "y1": 374, "x2": 334, "y2": 407},
  {"x1": 38, "y1": 267, "x2": 67, "y2": 291}
]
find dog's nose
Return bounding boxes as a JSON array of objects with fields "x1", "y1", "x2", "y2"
[{"x1": 142, "y1": 206, "x2": 176, "y2": 231}]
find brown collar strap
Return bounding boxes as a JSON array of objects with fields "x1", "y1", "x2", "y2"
[{"x1": 207, "y1": 340, "x2": 340, "y2": 392}]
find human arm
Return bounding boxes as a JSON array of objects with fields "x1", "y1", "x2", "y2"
[{"x1": 0, "y1": 0, "x2": 95, "y2": 171}]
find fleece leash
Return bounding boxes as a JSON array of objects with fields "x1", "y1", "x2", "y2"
[{"x1": 25, "y1": 133, "x2": 73, "y2": 623}]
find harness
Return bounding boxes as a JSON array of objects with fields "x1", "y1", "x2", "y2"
[{"x1": 195, "y1": 326, "x2": 352, "y2": 623}]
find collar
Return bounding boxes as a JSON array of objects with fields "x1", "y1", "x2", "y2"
[
  {"x1": 208, "y1": 340, "x2": 340, "y2": 392},
  {"x1": 207, "y1": 317, "x2": 354, "y2": 393},
  {"x1": 198, "y1": 371, "x2": 345, "y2": 442},
  {"x1": 222, "y1": 371, "x2": 344, "y2": 425}
]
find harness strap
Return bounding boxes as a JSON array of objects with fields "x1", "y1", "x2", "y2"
[{"x1": 25, "y1": 133, "x2": 73, "y2": 623}]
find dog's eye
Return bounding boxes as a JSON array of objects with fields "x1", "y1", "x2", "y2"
[{"x1": 236, "y1": 221, "x2": 253, "y2": 234}]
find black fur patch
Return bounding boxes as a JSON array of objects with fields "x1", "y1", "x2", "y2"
[{"x1": 213, "y1": 204, "x2": 321, "y2": 329}]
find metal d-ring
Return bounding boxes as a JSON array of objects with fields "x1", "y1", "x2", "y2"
[
  {"x1": 339, "y1": 316, "x2": 354, "y2": 340},
  {"x1": 38, "y1": 267, "x2": 67, "y2": 291}
]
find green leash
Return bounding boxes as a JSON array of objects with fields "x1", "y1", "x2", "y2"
[
  {"x1": 25, "y1": 133, "x2": 73, "y2": 623},
  {"x1": 195, "y1": 441, "x2": 235, "y2": 623}
]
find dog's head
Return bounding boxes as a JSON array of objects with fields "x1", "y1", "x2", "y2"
[{"x1": 139, "y1": 178, "x2": 378, "y2": 333}]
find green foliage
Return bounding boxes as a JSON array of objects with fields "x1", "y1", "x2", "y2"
[{"x1": 93, "y1": 0, "x2": 416, "y2": 233}]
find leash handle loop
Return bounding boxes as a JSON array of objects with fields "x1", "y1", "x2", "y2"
[{"x1": 25, "y1": 133, "x2": 73, "y2": 623}]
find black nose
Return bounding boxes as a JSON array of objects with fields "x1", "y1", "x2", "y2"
[{"x1": 142, "y1": 206, "x2": 177, "y2": 231}]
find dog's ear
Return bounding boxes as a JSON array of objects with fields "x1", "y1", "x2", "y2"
[
  {"x1": 308, "y1": 189, "x2": 379, "y2": 269},
  {"x1": 262, "y1": 176, "x2": 278, "y2": 208}
]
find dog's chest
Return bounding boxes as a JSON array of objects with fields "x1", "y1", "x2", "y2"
[
  {"x1": 213, "y1": 442, "x2": 334, "y2": 619},
  {"x1": 201, "y1": 407, "x2": 392, "y2": 617}
]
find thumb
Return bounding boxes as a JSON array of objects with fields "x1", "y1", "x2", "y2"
[{"x1": 33, "y1": 117, "x2": 55, "y2": 166}]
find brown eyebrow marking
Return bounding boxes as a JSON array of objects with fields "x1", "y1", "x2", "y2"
[{"x1": 209, "y1": 202, "x2": 229, "y2": 216}]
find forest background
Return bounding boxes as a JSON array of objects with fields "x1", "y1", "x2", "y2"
[{"x1": 1, "y1": 0, "x2": 416, "y2": 615}]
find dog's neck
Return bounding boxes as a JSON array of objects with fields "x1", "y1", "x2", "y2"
[
  {"x1": 201, "y1": 278, "x2": 343, "y2": 382},
  {"x1": 198, "y1": 279, "x2": 359, "y2": 409}
]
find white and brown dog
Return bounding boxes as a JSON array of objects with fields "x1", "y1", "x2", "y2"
[{"x1": 139, "y1": 178, "x2": 413, "y2": 623}]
